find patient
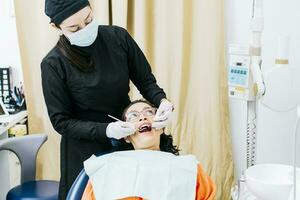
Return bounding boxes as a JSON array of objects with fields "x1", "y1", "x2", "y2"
[{"x1": 82, "y1": 100, "x2": 216, "y2": 200}]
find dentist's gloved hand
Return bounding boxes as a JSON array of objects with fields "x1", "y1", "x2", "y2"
[
  {"x1": 152, "y1": 99, "x2": 174, "y2": 129},
  {"x1": 106, "y1": 121, "x2": 136, "y2": 139}
]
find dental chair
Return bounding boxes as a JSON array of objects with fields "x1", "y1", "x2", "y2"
[
  {"x1": 0, "y1": 134, "x2": 59, "y2": 200},
  {"x1": 66, "y1": 169, "x2": 89, "y2": 200},
  {"x1": 66, "y1": 150, "x2": 114, "y2": 200}
]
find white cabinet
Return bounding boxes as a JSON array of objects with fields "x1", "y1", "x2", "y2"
[{"x1": 8, "y1": 151, "x2": 20, "y2": 188}]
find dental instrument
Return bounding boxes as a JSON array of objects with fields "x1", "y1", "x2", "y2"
[{"x1": 108, "y1": 115, "x2": 122, "y2": 122}]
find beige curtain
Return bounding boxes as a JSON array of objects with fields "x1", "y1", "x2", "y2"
[{"x1": 14, "y1": 0, "x2": 234, "y2": 199}]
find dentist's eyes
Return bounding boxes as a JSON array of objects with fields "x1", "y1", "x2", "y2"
[
  {"x1": 66, "y1": 19, "x2": 93, "y2": 33},
  {"x1": 69, "y1": 27, "x2": 80, "y2": 33}
]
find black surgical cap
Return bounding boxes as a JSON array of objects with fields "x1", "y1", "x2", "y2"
[{"x1": 45, "y1": 0, "x2": 89, "y2": 25}]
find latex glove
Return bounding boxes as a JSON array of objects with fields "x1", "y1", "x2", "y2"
[
  {"x1": 106, "y1": 121, "x2": 136, "y2": 139},
  {"x1": 152, "y1": 99, "x2": 174, "y2": 129}
]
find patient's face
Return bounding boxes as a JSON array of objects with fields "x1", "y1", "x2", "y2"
[{"x1": 124, "y1": 102, "x2": 163, "y2": 150}]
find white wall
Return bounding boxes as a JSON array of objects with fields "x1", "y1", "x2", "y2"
[
  {"x1": 0, "y1": 0, "x2": 23, "y2": 87},
  {"x1": 226, "y1": 0, "x2": 300, "y2": 180},
  {"x1": 0, "y1": 0, "x2": 24, "y2": 198}
]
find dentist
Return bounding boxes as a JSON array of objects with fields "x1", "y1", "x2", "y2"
[{"x1": 41, "y1": 0, "x2": 173, "y2": 199}]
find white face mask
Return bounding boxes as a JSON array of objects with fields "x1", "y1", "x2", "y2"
[{"x1": 65, "y1": 19, "x2": 98, "y2": 47}]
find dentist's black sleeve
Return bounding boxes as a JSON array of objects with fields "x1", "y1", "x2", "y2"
[
  {"x1": 117, "y1": 27, "x2": 166, "y2": 107},
  {"x1": 41, "y1": 58, "x2": 109, "y2": 141}
]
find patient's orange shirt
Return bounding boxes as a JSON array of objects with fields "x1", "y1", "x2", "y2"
[{"x1": 81, "y1": 164, "x2": 216, "y2": 200}]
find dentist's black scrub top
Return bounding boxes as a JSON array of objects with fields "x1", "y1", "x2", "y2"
[{"x1": 41, "y1": 25, "x2": 166, "y2": 200}]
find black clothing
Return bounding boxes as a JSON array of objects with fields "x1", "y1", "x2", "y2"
[
  {"x1": 41, "y1": 25, "x2": 166, "y2": 199},
  {"x1": 45, "y1": 0, "x2": 89, "y2": 24}
]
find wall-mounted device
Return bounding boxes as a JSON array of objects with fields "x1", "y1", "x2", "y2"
[{"x1": 228, "y1": 45, "x2": 256, "y2": 101}]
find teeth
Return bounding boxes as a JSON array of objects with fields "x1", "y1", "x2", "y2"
[
  {"x1": 139, "y1": 126, "x2": 147, "y2": 131},
  {"x1": 139, "y1": 124, "x2": 151, "y2": 132}
]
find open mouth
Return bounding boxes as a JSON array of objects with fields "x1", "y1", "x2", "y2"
[{"x1": 138, "y1": 123, "x2": 152, "y2": 133}]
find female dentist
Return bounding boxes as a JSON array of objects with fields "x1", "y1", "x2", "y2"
[{"x1": 41, "y1": 0, "x2": 173, "y2": 199}]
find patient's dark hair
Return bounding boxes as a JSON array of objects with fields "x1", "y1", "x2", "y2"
[{"x1": 112, "y1": 99, "x2": 180, "y2": 155}]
